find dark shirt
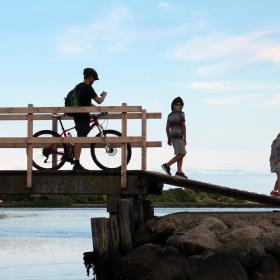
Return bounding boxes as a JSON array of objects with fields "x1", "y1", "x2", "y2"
[
  {"x1": 74, "y1": 82, "x2": 98, "y2": 121},
  {"x1": 167, "y1": 111, "x2": 185, "y2": 139}
]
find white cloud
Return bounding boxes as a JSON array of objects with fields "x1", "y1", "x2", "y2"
[
  {"x1": 183, "y1": 81, "x2": 280, "y2": 92},
  {"x1": 56, "y1": 6, "x2": 208, "y2": 55},
  {"x1": 56, "y1": 7, "x2": 135, "y2": 55},
  {"x1": 170, "y1": 26, "x2": 280, "y2": 67},
  {"x1": 158, "y1": 2, "x2": 173, "y2": 9},
  {"x1": 258, "y1": 93, "x2": 280, "y2": 108},
  {"x1": 203, "y1": 96, "x2": 241, "y2": 105}
]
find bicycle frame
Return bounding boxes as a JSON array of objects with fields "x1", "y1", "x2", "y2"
[
  {"x1": 48, "y1": 115, "x2": 105, "y2": 156},
  {"x1": 58, "y1": 115, "x2": 104, "y2": 138}
]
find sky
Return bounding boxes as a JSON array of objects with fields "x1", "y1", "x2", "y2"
[{"x1": 0, "y1": 0, "x2": 279, "y2": 194}]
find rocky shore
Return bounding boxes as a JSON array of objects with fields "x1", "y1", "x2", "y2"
[{"x1": 107, "y1": 212, "x2": 280, "y2": 280}]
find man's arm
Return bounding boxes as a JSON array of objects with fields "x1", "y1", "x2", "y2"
[{"x1": 94, "y1": 91, "x2": 107, "y2": 104}]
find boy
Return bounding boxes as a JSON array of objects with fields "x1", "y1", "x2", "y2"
[
  {"x1": 161, "y1": 97, "x2": 188, "y2": 178},
  {"x1": 270, "y1": 133, "x2": 280, "y2": 197}
]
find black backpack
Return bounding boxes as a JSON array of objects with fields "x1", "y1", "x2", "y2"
[{"x1": 64, "y1": 86, "x2": 79, "y2": 117}]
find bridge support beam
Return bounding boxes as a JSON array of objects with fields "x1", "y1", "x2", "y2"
[{"x1": 91, "y1": 195, "x2": 154, "y2": 280}]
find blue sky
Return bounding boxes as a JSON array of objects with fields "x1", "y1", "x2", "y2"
[{"x1": 0, "y1": 0, "x2": 280, "y2": 194}]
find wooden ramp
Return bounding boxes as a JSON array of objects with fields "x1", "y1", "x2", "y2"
[
  {"x1": 142, "y1": 171, "x2": 280, "y2": 207},
  {"x1": 0, "y1": 170, "x2": 280, "y2": 207}
]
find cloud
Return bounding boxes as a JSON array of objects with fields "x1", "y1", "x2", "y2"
[
  {"x1": 158, "y1": 2, "x2": 173, "y2": 10},
  {"x1": 56, "y1": 7, "x2": 136, "y2": 55},
  {"x1": 183, "y1": 81, "x2": 280, "y2": 92},
  {"x1": 203, "y1": 95, "x2": 245, "y2": 106},
  {"x1": 56, "y1": 6, "x2": 208, "y2": 56},
  {"x1": 170, "y1": 26, "x2": 280, "y2": 67},
  {"x1": 258, "y1": 93, "x2": 280, "y2": 108}
]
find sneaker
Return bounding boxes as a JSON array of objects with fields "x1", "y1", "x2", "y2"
[
  {"x1": 73, "y1": 163, "x2": 88, "y2": 171},
  {"x1": 270, "y1": 191, "x2": 280, "y2": 197},
  {"x1": 161, "y1": 163, "x2": 171, "y2": 176},
  {"x1": 175, "y1": 171, "x2": 188, "y2": 179}
]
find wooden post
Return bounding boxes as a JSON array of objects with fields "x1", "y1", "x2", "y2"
[
  {"x1": 52, "y1": 117, "x2": 58, "y2": 168},
  {"x1": 118, "y1": 198, "x2": 133, "y2": 253},
  {"x1": 121, "y1": 103, "x2": 127, "y2": 189},
  {"x1": 27, "y1": 104, "x2": 33, "y2": 188},
  {"x1": 141, "y1": 109, "x2": 147, "y2": 171}
]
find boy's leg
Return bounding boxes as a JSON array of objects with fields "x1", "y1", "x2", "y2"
[
  {"x1": 177, "y1": 154, "x2": 185, "y2": 173},
  {"x1": 275, "y1": 171, "x2": 280, "y2": 192},
  {"x1": 166, "y1": 155, "x2": 182, "y2": 167}
]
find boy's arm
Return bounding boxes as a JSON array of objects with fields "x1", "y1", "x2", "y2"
[
  {"x1": 166, "y1": 122, "x2": 172, "y2": 145},
  {"x1": 181, "y1": 122, "x2": 186, "y2": 144}
]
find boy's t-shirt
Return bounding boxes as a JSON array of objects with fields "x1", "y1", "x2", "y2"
[{"x1": 167, "y1": 111, "x2": 185, "y2": 139}]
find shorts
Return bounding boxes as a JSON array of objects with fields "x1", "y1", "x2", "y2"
[
  {"x1": 74, "y1": 118, "x2": 90, "y2": 137},
  {"x1": 270, "y1": 160, "x2": 280, "y2": 173},
  {"x1": 171, "y1": 138, "x2": 186, "y2": 155}
]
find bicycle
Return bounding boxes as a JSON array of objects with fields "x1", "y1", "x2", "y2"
[{"x1": 32, "y1": 113, "x2": 132, "y2": 171}]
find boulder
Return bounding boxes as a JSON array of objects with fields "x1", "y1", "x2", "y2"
[
  {"x1": 109, "y1": 243, "x2": 187, "y2": 280},
  {"x1": 221, "y1": 226, "x2": 261, "y2": 243},
  {"x1": 166, "y1": 226, "x2": 221, "y2": 255},
  {"x1": 251, "y1": 254, "x2": 280, "y2": 280},
  {"x1": 199, "y1": 217, "x2": 228, "y2": 233},
  {"x1": 215, "y1": 238, "x2": 265, "y2": 270},
  {"x1": 185, "y1": 252, "x2": 248, "y2": 280},
  {"x1": 151, "y1": 218, "x2": 176, "y2": 236},
  {"x1": 259, "y1": 235, "x2": 280, "y2": 261}
]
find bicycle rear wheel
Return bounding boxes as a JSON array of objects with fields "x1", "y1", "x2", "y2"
[
  {"x1": 32, "y1": 130, "x2": 68, "y2": 170},
  {"x1": 91, "y1": 129, "x2": 132, "y2": 171}
]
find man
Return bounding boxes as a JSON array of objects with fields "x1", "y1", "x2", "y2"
[
  {"x1": 161, "y1": 97, "x2": 188, "y2": 178},
  {"x1": 270, "y1": 133, "x2": 280, "y2": 197},
  {"x1": 73, "y1": 68, "x2": 107, "y2": 171}
]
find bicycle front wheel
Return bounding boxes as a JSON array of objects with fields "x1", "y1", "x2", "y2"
[
  {"x1": 91, "y1": 129, "x2": 132, "y2": 171},
  {"x1": 32, "y1": 130, "x2": 68, "y2": 170}
]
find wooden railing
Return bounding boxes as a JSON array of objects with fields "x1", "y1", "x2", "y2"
[{"x1": 0, "y1": 103, "x2": 162, "y2": 189}]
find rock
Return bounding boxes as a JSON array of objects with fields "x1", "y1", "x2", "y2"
[
  {"x1": 151, "y1": 218, "x2": 176, "y2": 237},
  {"x1": 221, "y1": 226, "x2": 261, "y2": 243},
  {"x1": 134, "y1": 218, "x2": 176, "y2": 246},
  {"x1": 185, "y1": 252, "x2": 248, "y2": 280},
  {"x1": 199, "y1": 217, "x2": 228, "y2": 233},
  {"x1": 134, "y1": 223, "x2": 154, "y2": 246},
  {"x1": 215, "y1": 238, "x2": 265, "y2": 270},
  {"x1": 166, "y1": 226, "x2": 221, "y2": 255},
  {"x1": 251, "y1": 254, "x2": 280, "y2": 280},
  {"x1": 259, "y1": 235, "x2": 280, "y2": 261},
  {"x1": 110, "y1": 243, "x2": 187, "y2": 280}
]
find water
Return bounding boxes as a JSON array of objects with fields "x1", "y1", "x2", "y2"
[{"x1": 0, "y1": 207, "x2": 279, "y2": 280}]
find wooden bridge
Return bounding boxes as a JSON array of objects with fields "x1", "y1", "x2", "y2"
[
  {"x1": 0, "y1": 104, "x2": 279, "y2": 207},
  {"x1": 0, "y1": 104, "x2": 279, "y2": 280}
]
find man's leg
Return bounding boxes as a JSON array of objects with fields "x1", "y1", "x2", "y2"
[
  {"x1": 74, "y1": 144, "x2": 82, "y2": 161},
  {"x1": 73, "y1": 119, "x2": 90, "y2": 170}
]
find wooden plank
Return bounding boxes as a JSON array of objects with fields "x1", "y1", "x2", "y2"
[
  {"x1": 0, "y1": 106, "x2": 142, "y2": 114},
  {"x1": 0, "y1": 136, "x2": 143, "y2": 144},
  {"x1": 121, "y1": 103, "x2": 127, "y2": 189},
  {"x1": 0, "y1": 141, "x2": 162, "y2": 148},
  {"x1": 0, "y1": 112, "x2": 161, "y2": 121},
  {"x1": 141, "y1": 109, "x2": 147, "y2": 171},
  {"x1": 52, "y1": 118, "x2": 58, "y2": 168},
  {"x1": 27, "y1": 104, "x2": 33, "y2": 188},
  {"x1": 143, "y1": 171, "x2": 280, "y2": 206}
]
